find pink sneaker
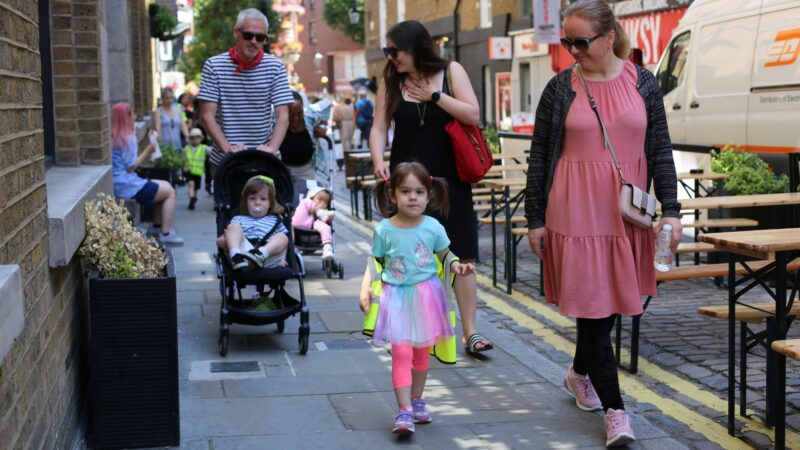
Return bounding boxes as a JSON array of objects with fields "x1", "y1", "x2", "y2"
[
  {"x1": 563, "y1": 366, "x2": 603, "y2": 411},
  {"x1": 605, "y1": 408, "x2": 636, "y2": 447}
]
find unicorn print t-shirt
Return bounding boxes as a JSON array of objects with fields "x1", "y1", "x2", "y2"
[{"x1": 371, "y1": 216, "x2": 450, "y2": 286}]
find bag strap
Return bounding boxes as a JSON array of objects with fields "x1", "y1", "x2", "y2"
[
  {"x1": 574, "y1": 65, "x2": 627, "y2": 184},
  {"x1": 256, "y1": 214, "x2": 284, "y2": 247}
]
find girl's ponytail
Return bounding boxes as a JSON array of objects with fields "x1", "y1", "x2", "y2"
[
  {"x1": 427, "y1": 177, "x2": 450, "y2": 218},
  {"x1": 372, "y1": 179, "x2": 396, "y2": 218}
]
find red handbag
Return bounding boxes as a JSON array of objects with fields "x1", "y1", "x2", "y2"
[{"x1": 444, "y1": 66, "x2": 493, "y2": 183}]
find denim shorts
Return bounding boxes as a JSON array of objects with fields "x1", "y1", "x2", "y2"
[{"x1": 133, "y1": 180, "x2": 159, "y2": 207}]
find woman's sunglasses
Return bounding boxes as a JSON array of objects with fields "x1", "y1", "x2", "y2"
[
  {"x1": 240, "y1": 29, "x2": 268, "y2": 43},
  {"x1": 560, "y1": 34, "x2": 602, "y2": 52},
  {"x1": 382, "y1": 46, "x2": 399, "y2": 59}
]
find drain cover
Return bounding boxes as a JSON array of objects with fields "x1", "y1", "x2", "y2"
[{"x1": 210, "y1": 361, "x2": 260, "y2": 373}]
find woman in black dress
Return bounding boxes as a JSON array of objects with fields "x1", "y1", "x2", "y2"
[{"x1": 369, "y1": 20, "x2": 492, "y2": 355}]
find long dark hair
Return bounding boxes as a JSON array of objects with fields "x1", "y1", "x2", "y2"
[
  {"x1": 382, "y1": 20, "x2": 449, "y2": 125},
  {"x1": 373, "y1": 162, "x2": 449, "y2": 218}
]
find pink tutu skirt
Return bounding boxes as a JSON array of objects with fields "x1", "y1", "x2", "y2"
[{"x1": 373, "y1": 276, "x2": 453, "y2": 347}]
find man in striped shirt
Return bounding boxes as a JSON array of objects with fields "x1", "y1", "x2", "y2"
[{"x1": 197, "y1": 8, "x2": 294, "y2": 173}]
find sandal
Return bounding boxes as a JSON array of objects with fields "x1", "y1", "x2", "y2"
[{"x1": 465, "y1": 333, "x2": 493, "y2": 355}]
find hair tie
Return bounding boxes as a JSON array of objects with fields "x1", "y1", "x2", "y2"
[
  {"x1": 384, "y1": 176, "x2": 390, "y2": 183},
  {"x1": 256, "y1": 175, "x2": 274, "y2": 186},
  {"x1": 429, "y1": 176, "x2": 433, "y2": 181}
]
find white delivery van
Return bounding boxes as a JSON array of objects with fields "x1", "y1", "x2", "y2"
[{"x1": 654, "y1": 0, "x2": 800, "y2": 173}]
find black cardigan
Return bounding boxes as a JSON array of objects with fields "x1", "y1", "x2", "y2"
[{"x1": 524, "y1": 64, "x2": 682, "y2": 229}]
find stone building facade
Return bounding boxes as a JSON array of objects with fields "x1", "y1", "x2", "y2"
[{"x1": 0, "y1": 0, "x2": 155, "y2": 447}]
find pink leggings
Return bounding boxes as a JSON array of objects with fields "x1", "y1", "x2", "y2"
[
  {"x1": 391, "y1": 344, "x2": 430, "y2": 388},
  {"x1": 297, "y1": 220, "x2": 332, "y2": 245}
]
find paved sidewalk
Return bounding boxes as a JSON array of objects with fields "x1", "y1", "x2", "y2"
[{"x1": 166, "y1": 184, "x2": 692, "y2": 449}]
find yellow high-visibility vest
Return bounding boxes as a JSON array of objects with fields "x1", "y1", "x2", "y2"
[
  {"x1": 362, "y1": 252, "x2": 458, "y2": 364},
  {"x1": 184, "y1": 144, "x2": 206, "y2": 176}
]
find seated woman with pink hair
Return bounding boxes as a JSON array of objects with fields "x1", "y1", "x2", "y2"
[{"x1": 110, "y1": 102, "x2": 183, "y2": 245}]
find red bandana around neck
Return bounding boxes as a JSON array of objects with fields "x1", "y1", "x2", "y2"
[{"x1": 229, "y1": 46, "x2": 264, "y2": 72}]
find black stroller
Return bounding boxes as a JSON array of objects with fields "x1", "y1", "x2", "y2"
[
  {"x1": 214, "y1": 150, "x2": 309, "y2": 356},
  {"x1": 292, "y1": 135, "x2": 345, "y2": 279}
]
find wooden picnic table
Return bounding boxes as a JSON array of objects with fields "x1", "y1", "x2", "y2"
[
  {"x1": 676, "y1": 171, "x2": 729, "y2": 181},
  {"x1": 345, "y1": 151, "x2": 390, "y2": 219},
  {"x1": 699, "y1": 228, "x2": 800, "y2": 449},
  {"x1": 658, "y1": 192, "x2": 800, "y2": 212}
]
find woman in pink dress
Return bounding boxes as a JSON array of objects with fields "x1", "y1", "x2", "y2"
[{"x1": 524, "y1": 1, "x2": 682, "y2": 447}]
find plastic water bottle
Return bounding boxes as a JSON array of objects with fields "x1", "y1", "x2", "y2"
[{"x1": 654, "y1": 224, "x2": 673, "y2": 272}]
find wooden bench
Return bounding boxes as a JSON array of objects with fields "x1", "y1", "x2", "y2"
[
  {"x1": 675, "y1": 242, "x2": 721, "y2": 254},
  {"x1": 681, "y1": 218, "x2": 759, "y2": 229},
  {"x1": 478, "y1": 215, "x2": 526, "y2": 225},
  {"x1": 772, "y1": 339, "x2": 800, "y2": 360},
  {"x1": 698, "y1": 294, "x2": 800, "y2": 418},
  {"x1": 616, "y1": 258, "x2": 800, "y2": 374}
]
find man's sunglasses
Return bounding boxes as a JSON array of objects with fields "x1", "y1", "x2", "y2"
[
  {"x1": 560, "y1": 34, "x2": 602, "y2": 52},
  {"x1": 382, "y1": 46, "x2": 399, "y2": 59},
  {"x1": 240, "y1": 29, "x2": 268, "y2": 43}
]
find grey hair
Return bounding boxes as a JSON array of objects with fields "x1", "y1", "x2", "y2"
[
  {"x1": 564, "y1": 0, "x2": 631, "y2": 59},
  {"x1": 236, "y1": 8, "x2": 269, "y2": 31}
]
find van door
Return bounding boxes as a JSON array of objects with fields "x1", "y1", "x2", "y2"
[
  {"x1": 656, "y1": 30, "x2": 692, "y2": 145},
  {"x1": 683, "y1": 14, "x2": 759, "y2": 147},
  {"x1": 746, "y1": 3, "x2": 800, "y2": 153}
]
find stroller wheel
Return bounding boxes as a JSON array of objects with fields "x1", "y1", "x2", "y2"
[
  {"x1": 277, "y1": 320, "x2": 285, "y2": 333},
  {"x1": 219, "y1": 332, "x2": 229, "y2": 357},
  {"x1": 338, "y1": 263, "x2": 344, "y2": 279},
  {"x1": 298, "y1": 328, "x2": 309, "y2": 355},
  {"x1": 325, "y1": 263, "x2": 332, "y2": 279}
]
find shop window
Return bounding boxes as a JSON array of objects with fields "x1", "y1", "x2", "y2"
[
  {"x1": 657, "y1": 31, "x2": 690, "y2": 96},
  {"x1": 435, "y1": 36, "x2": 454, "y2": 61},
  {"x1": 309, "y1": 22, "x2": 317, "y2": 45}
]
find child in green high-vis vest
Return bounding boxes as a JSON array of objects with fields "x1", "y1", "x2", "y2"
[{"x1": 183, "y1": 128, "x2": 207, "y2": 210}]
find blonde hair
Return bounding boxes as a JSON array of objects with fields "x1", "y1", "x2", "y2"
[{"x1": 564, "y1": 0, "x2": 631, "y2": 60}]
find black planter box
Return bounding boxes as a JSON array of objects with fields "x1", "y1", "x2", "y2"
[{"x1": 88, "y1": 252, "x2": 179, "y2": 449}]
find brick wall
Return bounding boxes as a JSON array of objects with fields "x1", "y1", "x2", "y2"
[
  {"x1": 0, "y1": 0, "x2": 116, "y2": 447},
  {"x1": 51, "y1": 0, "x2": 110, "y2": 165}
]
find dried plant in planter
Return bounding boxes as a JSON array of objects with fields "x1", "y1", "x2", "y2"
[{"x1": 80, "y1": 194, "x2": 167, "y2": 278}]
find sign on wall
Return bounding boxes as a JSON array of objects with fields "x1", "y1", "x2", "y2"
[
  {"x1": 496, "y1": 72, "x2": 512, "y2": 129},
  {"x1": 514, "y1": 33, "x2": 548, "y2": 59},
  {"x1": 489, "y1": 37, "x2": 513, "y2": 60},
  {"x1": 533, "y1": 0, "x2": 561, "y2": 44},
  {"x1": 618, "y1": 7, "x2": 687, "y2": 67}
]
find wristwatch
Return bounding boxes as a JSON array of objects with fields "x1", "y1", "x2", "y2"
[{"x1": 431, "y1": 90, "x2": 441, "y2": 103}]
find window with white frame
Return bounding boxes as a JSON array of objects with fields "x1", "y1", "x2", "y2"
[{"x1": 480, "y1": 0, "x2": 492, "y2": 28}]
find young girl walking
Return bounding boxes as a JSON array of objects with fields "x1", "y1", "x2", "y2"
[
  {"x1": 217, "y1": 175, "x2": 289, "y2": 271},
  {"x1": 359, "y1": 162, "x2": 474, "y2": 436}
]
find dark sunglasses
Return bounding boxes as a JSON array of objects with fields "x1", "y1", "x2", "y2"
[
  {"x1": 240, "y1": 29, "x2": 268, "y2": 43},
  {"x1": 560, "y1": 34, "x2": 602, "y2": 52},
  {"x1": 382, "y1": 46, "x2": 399, "y2": 59}
]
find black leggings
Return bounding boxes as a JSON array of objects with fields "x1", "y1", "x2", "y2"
[{"x1": 573, "y1": 316, "x2": 624, "y2": 412}]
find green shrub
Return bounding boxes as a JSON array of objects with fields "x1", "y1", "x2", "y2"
[
  {"x1": 483, "y1": 126, "x2": 500, "y2": 154},
  {"x1": 153, "y1": 145, "x2": 187, "y2": 169},
  {"x1": 711, "y1": 146, "x2": 789, "y2": 195}
]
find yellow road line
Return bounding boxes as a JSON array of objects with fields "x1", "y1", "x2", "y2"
[{"x1": 336, "y1": 202, "x2": 791, "y2": 447}]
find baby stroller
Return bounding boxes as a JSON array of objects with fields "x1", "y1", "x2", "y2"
[
  {"x1": 214, "y1": 150, "x2": 309, "y2": 356},
  {"x1": 293, "y1": 135, "x2": 344, "y2": 279}
]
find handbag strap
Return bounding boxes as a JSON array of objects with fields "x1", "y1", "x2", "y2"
[{"x1": 574, "y1": 65, "x2": 627, "y2": 184}]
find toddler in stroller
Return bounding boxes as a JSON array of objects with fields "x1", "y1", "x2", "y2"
[
  {"x1": 292, "y1": 183, "x2": 344, "y2": 279},
  {"x1": 214, "y1": 150, "x2": 310, "y2": 356},
  {"x1": 217, "y1": 175, "x2": 288, "y2": 271}
]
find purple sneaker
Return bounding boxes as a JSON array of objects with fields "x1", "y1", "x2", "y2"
[
  {"x1": 392, "y1": 409, "x2": 415, "y2": 435},
  {"x1": 411, "y1": 398, "x2": 432, "y2": 424},
  {"x1": 563, "y1": 366, "x2": 603, "y2": 411}
]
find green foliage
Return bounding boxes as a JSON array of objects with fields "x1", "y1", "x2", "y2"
[
  {"x1": 711, "y1": 146, "x2": 789, "y2": 195},
  {"x1": 153, "y1": 145, "x2": 187, "y2": 169},
  {"x1": 180, "y1": 0, "x2": 281, "y2": 82},
  {"x1": 150, "y1": 2, "x2": 178, "y2": 38},
  {"x1": 322, "y1": 0, "x2": 364, "y2": 44},
  {"x1": 483, "y1": 125, "x2": 500, "y2": 154},
  {"x1": 108, "y1": 244, "x2": 141, "y2": 279}
]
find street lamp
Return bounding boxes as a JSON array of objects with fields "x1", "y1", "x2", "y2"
[{"x1": 348, "y1": 1, "x2": 362, "y2": 25}]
